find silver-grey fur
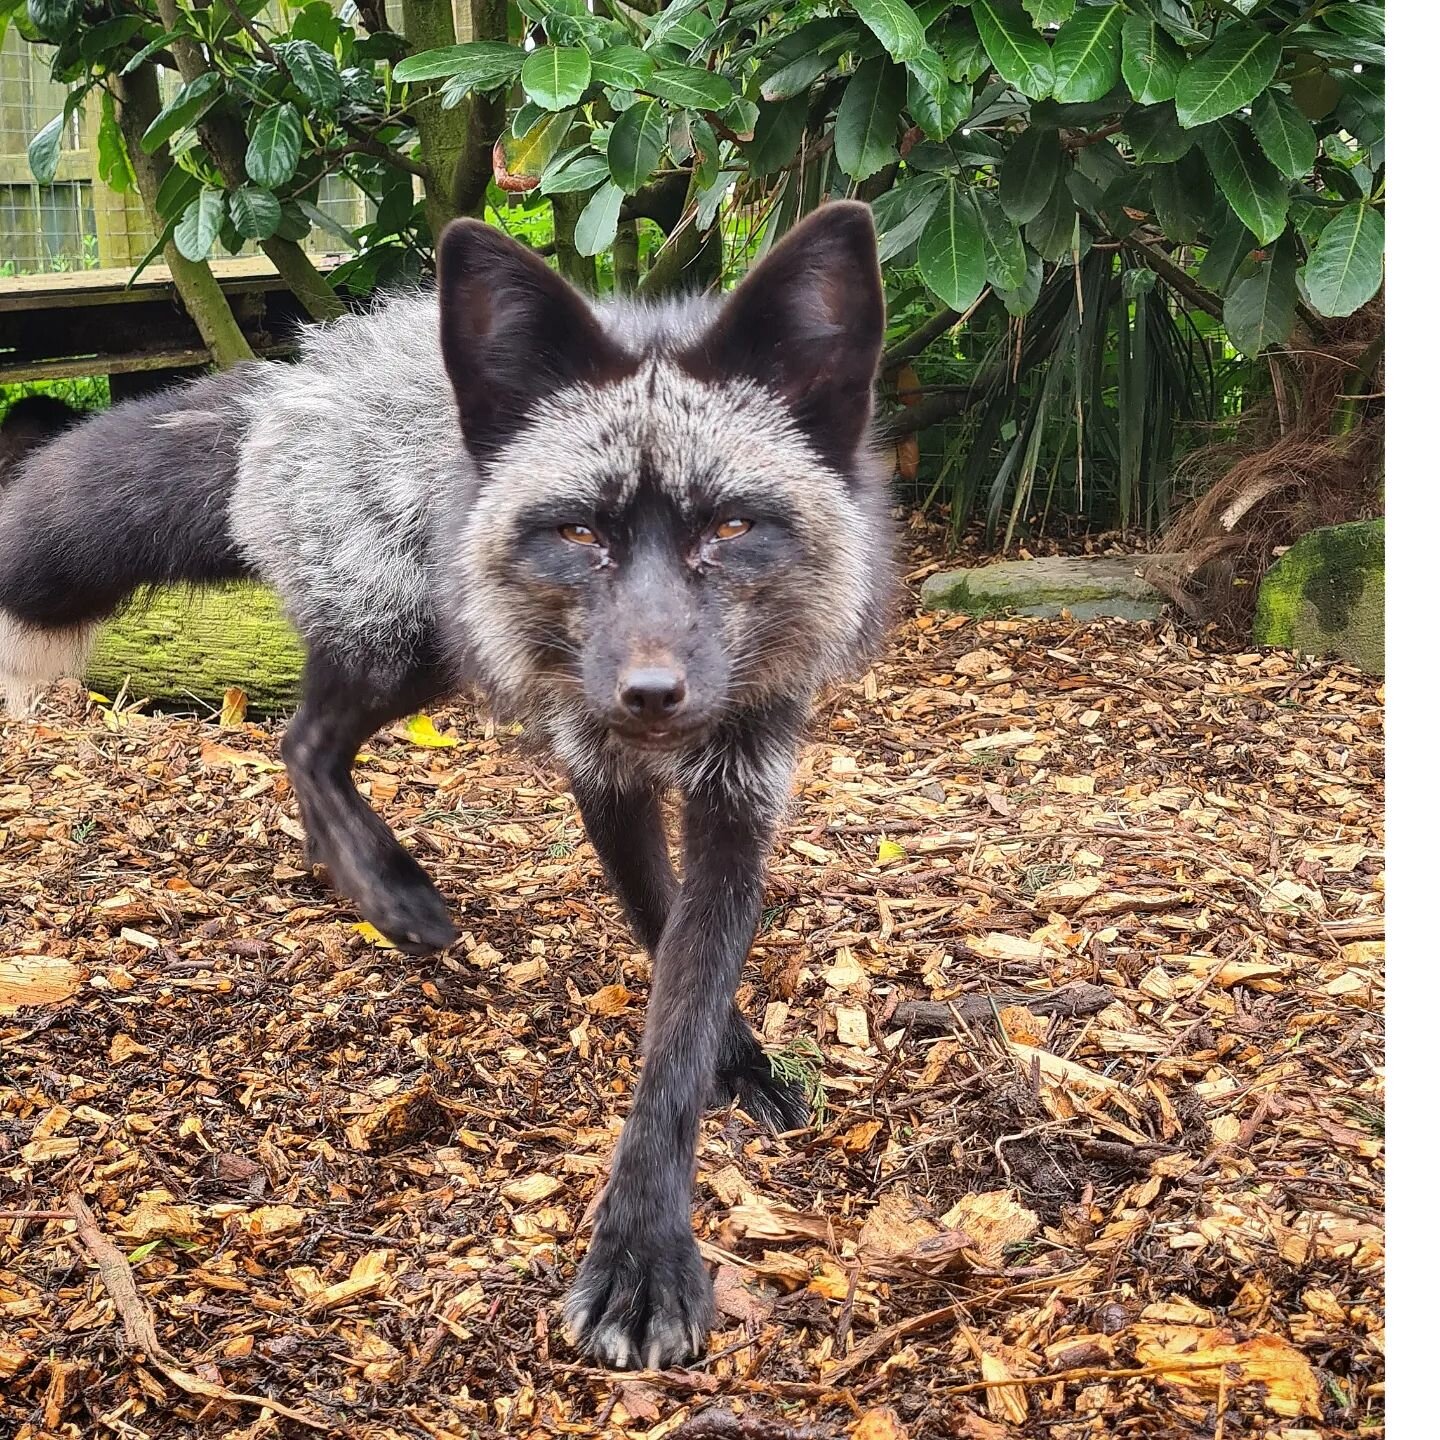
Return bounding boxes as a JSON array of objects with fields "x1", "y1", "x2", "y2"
[{"x1": 0, "y1": 202, "x2": 896, "y2": 1374}]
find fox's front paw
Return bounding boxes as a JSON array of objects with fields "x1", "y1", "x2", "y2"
[{"x1": 564, "y1": 1223, "x2": 712, "y2": 1370}]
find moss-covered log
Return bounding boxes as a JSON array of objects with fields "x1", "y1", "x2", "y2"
[{"x1": 88, "y1": 585, "x2": 304, "y2": 714}]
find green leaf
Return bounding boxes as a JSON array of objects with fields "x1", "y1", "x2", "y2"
[
  {"x1": 873, "y1": 175, "x2": 944, "y2": 262},
  {"x1": 995, "y1": 245, "x2": 1044, "y2": 315},
  {"x1": 1148, "y1": 155, "x2": 1207, "y2": 244},
  {"x1": 1248, "y1": 89, "x2": 1315, "y2": 182},
  {"x1": 745, "y1": 94, "x2": 808, "y2": 173},
  {"x1": 173, "y1": 187, "x2": 225, "y2": 261},
  {"x1": 78, "y1": 14, "x2": 143, "y2": 62},
  {"x1": 522, "y1": 46, "x2": 592, "y2": 110},
  {"x1": 1292, "y1": 64, "x2": 1343, "y2": 122},
  {"x1": 972, "y1": 0, "x2": 1054, "y2": 101},
  {"x1": 96, "y1": 89, "x2": 133, "y2": 194},
  {"x1": 499, "y1": 108, "x2": 575, "y2": 185},
  {"x1": 298, "y1": 198, "x2": 357, "y2": 249},
  {"x1": 1174, "y1": 23, "x2": 1281, "y2": 129},
  {"x1": 1202, "y1": 118, "x2": 1290, "y2": 245},
  {"x1": 646, "y1": 63, "x2": 733, "y2": 111},
  {"x1": 575, "y1": 180, "x2": 623, "y2": 257},
  {"x1": 999, "y1": 125, "x2": 1062, "y2": 223},
  {"x1": 760, "y1": 49, "x2": 832, "y2": 102},
  {"x1": 974, "y1": 189, "x2": 1028, "y2": 290},
  {"x1": 540, "y1": 151, "x2": 610, "y2": 195},
  {"x1": 648, "y1": 0, "x2": 710, "y2": 47},
  {"x1": 607, "y1": 97, "x2": 667, "y2": 193},
  {"x1": 245, "y1": 103, "x2": 302, "y2": 189},
  {"x1": 141, "y1": 72, "x2": 223, "y2": 154},
  {"x1": 591, "y1": 45, "x2": 654, "y2": 91},
  {"x1": 229, "y1": 185, "x2": 282, "y2": 241},
  {"x1": 906, "y1": 50, "x2": 960, "y2": 139},
  {"x1": 1120, "y1": 13, "x2": 1184, "y2": 105},
  {"x1": 851, "y1": 0, "x2": 928, "y2": 63},
  {"x1": 1195, "y1": 212, "x2": 1253, "y2": 295},
  {"x1": 1223, "y1": 235, "x2": 1297, "y2": 355},
  {"x1": 1124, "y1": 102, "x2": 1193, "y2": 163},
  {"x1": 834, "y1": 58, "x2": 905, "y2": 183},
  {"x1": 1050, "y1": 4, "x2": 1123, "y2": 104},
  {"x1": 120, "y1": 28, "x2": 186, "y2": 76},
  {"x1": 27, "y1": 112, "x2": 65, "y2": 185},
  {"x1": 276, "y1": 40, "x2": 343, "y2": 110},
  {"x1": 1022, "y1": 0, "x2": 1073, "y2": 24},
  {"x1": 1321, "y1": 5, "x2": 1385, "y2": 46},
  {"x1": 154, "y1": 163, "x2": 201, "y2": 223},
  {"x1": 918, "y1": 181, "x2": 987, "y2": 311},
  {"x1": 1298, "y1": 204, "x2": 1383, "y2": 318},
  {"x1": 1025, "y1": 177, "x2": 1078, "y2": 261},
  {"x1": 392, "y1": 41, "x2": 522, "y2": 87},
  {"x1": 24, "y1": 0, "x2": 80, "y2": 43}
]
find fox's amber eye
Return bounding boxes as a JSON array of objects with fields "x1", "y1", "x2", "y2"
[
  {"x1": 559, "y1": 524, "x2": 600, "y2": 546},
  {"x1": 713, "y1": 518, "x2": 753, "y2": 541}
]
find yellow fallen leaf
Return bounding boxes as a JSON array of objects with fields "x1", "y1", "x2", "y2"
[
  {"x1": 402, "y1": 713, "x2": 458, "y2": 747},
  {"x1": 876, "y1": 838, "x2": 907, "y2": 865},
  {"x1": 352, "y1": 922, "x2": 396, "y2": 949},
  {"x1": 219, "y1": 686, "x2": 248, "y2": 728}
]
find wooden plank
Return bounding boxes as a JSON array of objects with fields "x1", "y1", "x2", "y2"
[
  {"x1": 0, "y1": 337, "x2": 301, "y2": 383},
  {"x1": 0, "y1": 253, "x2": 348, "y2": 312}
]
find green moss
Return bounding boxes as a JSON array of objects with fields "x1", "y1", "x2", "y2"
[
  {"x1": 1255, "y1": 520, "x2": 1384, "y2": 674},
  {"x1": 89, "y1": 584, "x2": 305, "y2": 714}
]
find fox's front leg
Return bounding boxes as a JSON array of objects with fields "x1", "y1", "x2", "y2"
[
  {"x1": 570, "y1": 771, "x2": 811, "y2": 1135},
  {"x1": 564, "y1": 722, "x2": 799, "y2": 1369}
]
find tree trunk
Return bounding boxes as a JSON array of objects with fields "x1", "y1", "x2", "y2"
[
  {"x1": 402, "y1": 0, "x2": 471, "y2": 234},
  {"x1": 448, "y1": 0, "x2": 509, "y2": 216},
  {"x1": 612, "y1": 220, "x2": 639, "y2": 295},
  {"x1": 638, "y1": 214, "x2": 721, "y2": 298},
  {"x1": 154, "y1": 0, "x2": 345, "y2": 323},
  {"x1": 551, "y1": 193, "x2": 597, "y2": 293},
  {"x1": 110, "y1": 70, "x2": 254, "y2": 369}
]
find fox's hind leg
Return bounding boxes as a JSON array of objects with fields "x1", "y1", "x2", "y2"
[
  {"x1": 282, "y1": 649, "x2": 458, "y2": 954},
  {"x1": 569, "y1": 772, "x2": 810, "y2": 1132}
]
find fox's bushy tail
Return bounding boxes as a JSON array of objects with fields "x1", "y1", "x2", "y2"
[{"x1": 0, "y1": 370, "x2": 262, "y2": 713}]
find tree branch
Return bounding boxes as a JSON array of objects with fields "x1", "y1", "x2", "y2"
[
  {"x1": 884, "y1": 307, "x2": 961, "y2": 368},
  {"x1": 1122, "y1": 236, "x2": 1225, "y2": 322}
]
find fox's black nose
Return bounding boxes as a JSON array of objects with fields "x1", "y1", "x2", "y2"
[{"x1": 617, "y1": 667, "x2": 687, "y2": 721}]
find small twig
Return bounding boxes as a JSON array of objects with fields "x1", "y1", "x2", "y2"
[
  {"x1": 64, "y1": 1192, "x2": 332, "y2": 1431},
  {"x1": 0, "y1": 1208, "x2": 70, "y2": 1220},
  {"x1": 892, "y1": 983, "x2": 1114, "y2": 1032}
]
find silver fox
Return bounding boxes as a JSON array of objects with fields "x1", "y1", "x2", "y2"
[{"x1": 0, "y1": 203, "x2": 895, "y2": 1368}]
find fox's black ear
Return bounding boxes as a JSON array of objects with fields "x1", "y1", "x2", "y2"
[
  {"x1": 438, "y1": 219, "x2": 630, "y2": 456},
  {"x1": 683, "y1": 201, "x2": 885, "y2": 469}
]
